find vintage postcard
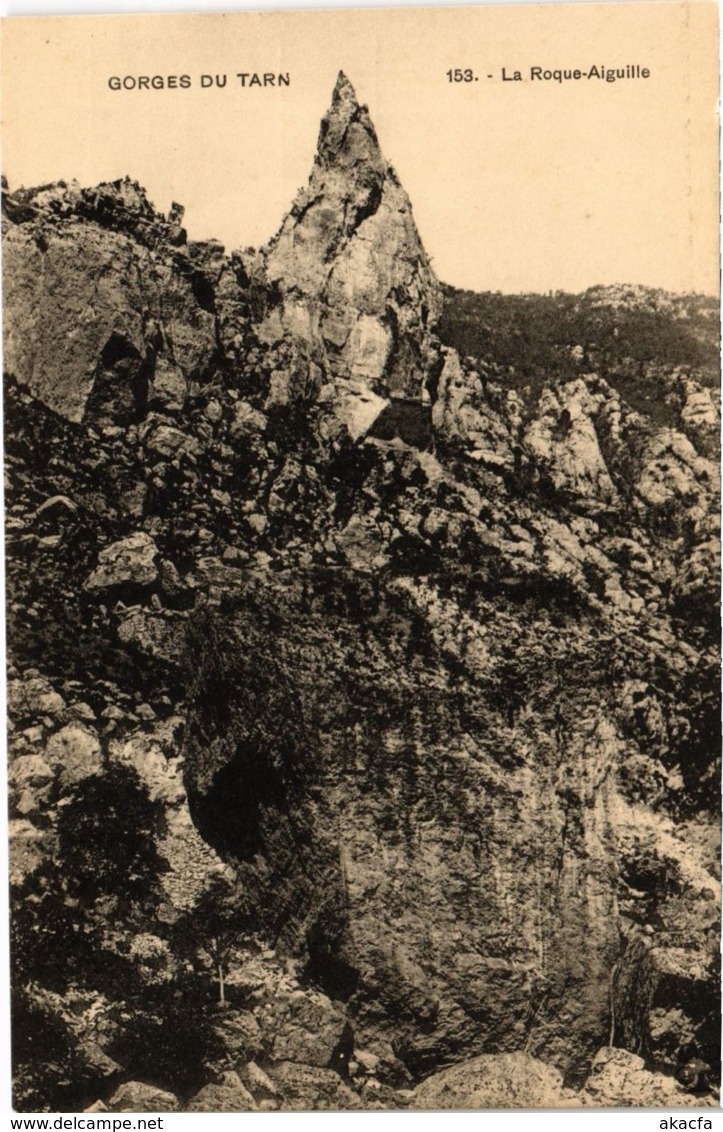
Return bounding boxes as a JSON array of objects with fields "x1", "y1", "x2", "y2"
[{"x1": 1, "y1": 1, "x2": 720, "y2": 1114}]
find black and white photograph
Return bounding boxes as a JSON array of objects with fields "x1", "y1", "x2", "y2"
[{"x1": 1, "y1": 2, "x2": 720, "y2": 1114}]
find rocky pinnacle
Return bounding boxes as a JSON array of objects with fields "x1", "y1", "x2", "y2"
[
  {"x1": 257, "y1": 72, "x2": 442, "y2": 402},
  {"x1": 315, "y1": 70, "x2": 380, "y2": 169}
]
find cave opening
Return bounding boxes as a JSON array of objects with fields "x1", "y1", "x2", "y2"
[{"x1": 188, "y1": 739, "x2": 287, "y2": 862}]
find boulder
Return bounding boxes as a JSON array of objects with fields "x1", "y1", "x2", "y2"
[
  {"x1": 8, "y1": 675, "x2": 66, "y2": 724},
  {"x1": 613, "y1": 937, "x2": 719, "y2": 1079},
  {"x1": 186, "y1": 1071, "x2": 257, "y2": 1112},
  {"x1": 214, "y1": 1009, "x2": 265, "y2": 1065},
  {"x1": 270, "y1": 991, "x2": 349, "y2": 1068},
  {"x1": 243, "y1": 1061, "x2": 279, "y2": 1100},
  {"x1": 140, "y1": 419, "x2": 201, "y2": 462},
  {"x1": 270, "y1": 1062, "x2": 364, "y2": 1111},
  {"x1": 9, "y1": 754, "x2": 54, "y2": 790},
  {"x1": 77, "y1": 1041, "x2": 122, "y2": 1080},
  {"x1": 411, "y1": 1053, "x2": 569, "y2": 1109},
  {"x1": 579, "y1": 1047, "x2": 711, "y2": 1108},
  {"x1": 45, "y1": 723, "x2": 103, "y2": 786},
  {"x1": 84, "y1": 533, "x2": 158, "y2": 591},
  {"x1": 229, "y1": 400, "x2": 267, "y2": 438},
  {"x1": 107, "y1": 1081, "x2": 179, "y2": 1112},
  {"x1": 116, "y1": 609, "x2": 187, "y2": 668}
]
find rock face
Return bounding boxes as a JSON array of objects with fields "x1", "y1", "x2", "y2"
[
  {"x1": 2, "y1": 178, "x2": 222, "y2": 424},
  {"x1": 523, "y1": 378, "x2": 619, "y2": 506},
  {"x1": 183, "y1": 577, "x2": 628, "y2": 1078},
  {"x1": 250, "y1": 72, "x2": 441, "y2": 425},
  {"x1": 4, "y1": 74, "x2": 719, "y2": 1112}
]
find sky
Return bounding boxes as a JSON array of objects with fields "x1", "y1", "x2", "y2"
[{"x1": 1, "y1": 1, "x2": 719, "y2": 295}]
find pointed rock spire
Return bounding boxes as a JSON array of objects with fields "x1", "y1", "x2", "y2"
[
  {"x1": 330, "y1": 70, "x2": 359, "y2": 119},
  {"x1": 333, "y1": 69, "x2": 356, "y2": 100},
  {"x1": 315, "y1": 71, "x2": 380, "y2": 170},
  {"x1": 256, "y1": 73, "x2": 442, "y2": 411}
]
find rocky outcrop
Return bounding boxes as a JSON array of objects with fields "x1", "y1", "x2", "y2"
[
  {"x1": 432, "y1": 349, "x2": 516, "y2": 468},
  {"x1": 249, "y1": 72, "x2": 441, "y2": 424},
  {"x1": 2, "y1": 178, "x2": 229, "y2": 425},
  {"x1": 523, "y1": 378, "x2": 620, "y2": 507},
  {"x1": 636, "y1": 428, "x2": 718, "y2": 519}
]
